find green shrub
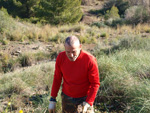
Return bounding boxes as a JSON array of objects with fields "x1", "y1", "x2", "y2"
[
  {"x1": 102, "y1": 0, "x2": 129, "y2": 16},
  {"x1": 19, "y1": 54, "x2": 32, "y2": 67},
  {"x1": 79, "y1": 36, "x2": 88, "y2": 44},
  {"x1": 111, "y1": 18, "x2": 126, "y2": 27},
  {"x1": 145, "y1": 29, "x2": 150, "y2": 33},
  {"x1": 89, "y1": 0, "x2": 129, "y2": 17},
  {"x1": 105, "y1": 18, "x2": 126, "y2": 27},
  {"x1": 125, "y1": 6, "x2": 150, "y2": 24},
  {"x1": 91, "y1": 22, "x2": 107, "y2": 28},
  {"x1": 104, "y1": 5, "x2": 120, "y2": 20},
  {"x1": 100, "y1": 33, "x2": 109, "y2": 38},
  {"x1": 0, "y1": 38, "x2": 9, "y2": 45},
  {"x1": 0, "y1": 54, "x2": 17, "y2": 73}
]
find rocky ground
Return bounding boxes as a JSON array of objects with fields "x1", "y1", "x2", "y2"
[{"x1": 0, "y1": 41, "x2": 54, "y2": 58}]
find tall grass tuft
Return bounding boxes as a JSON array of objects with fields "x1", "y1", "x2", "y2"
[
  {"x1": 95, "y1": 36, "x2": 150, "y2": 112},
  {"x1": 0, "y1": 62, "x2": 56, "y2": 112}
]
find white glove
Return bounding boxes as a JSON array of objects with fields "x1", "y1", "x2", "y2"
[
  {"x1": 48, "y1": 101, "x2": 56, "y2": 113},
  {"x1": 82, "y1": 101, "x2": 90, "y2": 113}
]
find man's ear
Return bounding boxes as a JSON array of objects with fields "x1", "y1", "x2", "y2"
[
  {"x1": 64, "y1": 43, "x2": 67, "y2": 48},
  {"x1": 80, "y1": 44, "x2": 82, "y2": 48}
]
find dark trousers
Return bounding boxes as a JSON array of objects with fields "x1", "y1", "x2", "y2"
[{"x1": 61, "y1": 92, "x2": 86, "y2": 113}]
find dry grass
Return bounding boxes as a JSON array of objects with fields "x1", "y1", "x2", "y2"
[{"x1": 0, "y1": 61, "x2": 56, "y2": 113}]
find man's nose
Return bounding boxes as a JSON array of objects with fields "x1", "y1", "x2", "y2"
[{"x1": 69, "y1": 53, "x2": 73, "y2": 57}]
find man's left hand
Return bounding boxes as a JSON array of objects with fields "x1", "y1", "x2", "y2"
[{"x1": 82, "y1": 101, "x2": 90, "y2": 113}]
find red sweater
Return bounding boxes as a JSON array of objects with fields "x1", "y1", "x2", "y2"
[{"x1": 51, "y1": 50, "x2": 100, "y2": 105}]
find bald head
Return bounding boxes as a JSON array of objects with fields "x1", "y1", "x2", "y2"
[
  {"x1": 65, "y1": 36, "x2": 80, "y2": 47},
  {"x1": 64, "y1": 36, "x2": 81, "y2": 61}
]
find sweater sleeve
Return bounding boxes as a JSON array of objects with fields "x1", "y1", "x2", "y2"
[
  {"x1": 51, "y1": 53, "x2": 63, "y2": 98},
  {"x1": 86, "y1": 57, "x2": 100, "y2": 106}
]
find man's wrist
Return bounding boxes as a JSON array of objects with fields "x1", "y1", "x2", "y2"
[
  {"x1": 83, "y1": 101, "x2": 90, "y2": 106},
  {"x1": 49, "y1": 97, "x2": 57, "y2": 102}
]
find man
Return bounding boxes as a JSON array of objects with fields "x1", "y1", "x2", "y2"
[{"x1": 48, "y1": 36, "x2": 100, "y2": 113}]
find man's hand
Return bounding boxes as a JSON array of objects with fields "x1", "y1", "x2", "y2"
[
  {"x1": 82, "y1": 101, "x2": 90, "y2": 113},
  {"x1": 48, "y1": 101, "x2": 56, "y2": 113},
  {"x1": 48, "y1": 97, "x2": 56, "y2": 113},
  {"x1": 77, "y1": 101, "x2": 94, "y2": 113}
]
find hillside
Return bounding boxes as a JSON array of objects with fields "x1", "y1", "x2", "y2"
[{"x1": 1, "y1": 0, "x2": 150, "y2": 112}]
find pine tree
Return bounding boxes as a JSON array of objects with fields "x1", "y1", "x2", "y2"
[
  {"x1": 13, "y1": 0, "x2": 40, "y2": 18},
  {"x1": 104, "y1": 6, "x2": 120, "y2": 20},
  {"x1": 36, "y1": 0, "x2": 83, "y2": 24},
  {"x1": 0, "y1": 0, "x2": 40, "y2": 18}
]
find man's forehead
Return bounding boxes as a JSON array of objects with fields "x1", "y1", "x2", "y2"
[{"x1": 65, "y1": 43, "x2": 80, "y2": 48}]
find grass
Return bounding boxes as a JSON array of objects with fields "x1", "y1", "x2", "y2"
[
  {"x1": 94, "y1": 37, "x2": 150, "y2": 113},
  {"x1": 1, "y1": 35, "x2": 150, "y2": 112},
  {"x1": 0, "y1": 61, "x2": 58, "y2": 113},
  {"x1": 0, "y1": 50, "x2": 56, "y2": 73},
  {"x1": 0, "y1": 10, "x2": 59, "y2": 42}
]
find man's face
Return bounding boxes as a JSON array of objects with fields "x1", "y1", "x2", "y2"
[{"x1": 65, "y1": 43, "x2": 81, "y2": 61}]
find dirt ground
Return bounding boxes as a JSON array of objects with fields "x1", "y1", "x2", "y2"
[{"x1": 0, "y1": 41, "x2": 96, "y2": 59}]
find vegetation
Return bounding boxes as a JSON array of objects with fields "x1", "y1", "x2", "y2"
[
  {"x1": 0, "y1": 0, "x2": 40, "y2": 18},
  {"x1": 94, "y1": 36, "x2": 150, "y2": 112},
  {"x1": 0, "y1": 62, "x2": 60, "y2": 113},
  {"x1": 1, "y1": 0, "x2": 150, "y2": 112},
  {"x1": 1, "y1": 35, "x2": 150, "y2": 112},
  {"x1": 0, "y1": 0, "x2": 82, "y2": 24},
  {"x1": 36, "y1": 0, "x2": 83, "y2": 24},
  {"x1": 125, "y1": 6, "x2": 150, "y2": 24},
  {"x1": 104, "y1": 6, "x2": 120, "y2": 20},
  {"x1": 89, "y1": 0, "x2": 150, "y2": 27}
]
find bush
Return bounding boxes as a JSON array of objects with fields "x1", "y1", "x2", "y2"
[
  {"x1": 100, "y1": 32, "x2": 109, "y2": 38},
  {"x1": 0, "y1": 38, "x2": 9, "y2": 45},
  {"x1": 91, "y1": 22, "x2": 107, "y2": 28},
  {"x1": 90, "y1": 0, "x2": 129, "y2": 16},
  {"x1": 104, "y1": 5, "x2": 120, "y2": 20},
  {"x1": 19, "y1": 54, "x2": 32, "y2": 67},
  {"x1": 125, "y1": 6, "x2": 150, "y2": 25},
  {"x1": 78, "y1": 36, "x2": 88, "y2": 44},
  {"x1": 111, "y1": 18, "x2": 126, "y2": 27},
  {"x1": 0, "y1": 54, "x2": 17, "y2": 73}
]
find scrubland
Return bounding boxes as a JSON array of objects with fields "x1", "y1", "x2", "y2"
[{"x1": 1, "y1": 1, "x2": 150, "y2": 112}]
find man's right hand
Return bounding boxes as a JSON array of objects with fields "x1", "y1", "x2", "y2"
[{"x1": 48, "y1": 101, "x2": 56, "y2": 113}]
